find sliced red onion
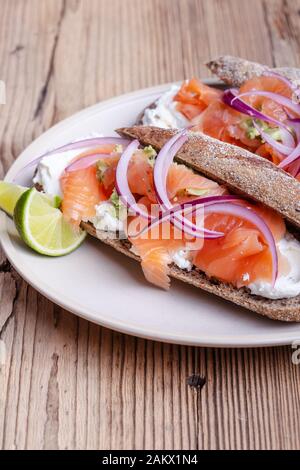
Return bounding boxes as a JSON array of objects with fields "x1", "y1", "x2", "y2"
[
  {"x1": 236, "y1": 90, "x2": 300, "y2": 117},
  {"x1": 13, "y1": 136, "x2": 129, "y2": 183},
  {"x1": 65, "y1": 152, "x2": 118, "y2": 172},
  {"x1": 278, "y1": 141, "x2": 300, "y2": 169},
  {"x1": 253, "y1": 121, "x2": 293, "y2": 156},
  {"x1": 153, "y1": 129, "x2": 188, "y2": 192},
  {"x1": 115, "y1": 139, "x2": 152, "y2": 220},
  {"x1": 281, "y1": 126, "x2": 296, "y2": 148},
  {"x1": 264, "y1": 71, "x2": 294, "y2": 89},
  {"x1": 288, "y1": 118, "x2": 300, "y2": 141},
  {"x1": 288, "y1": 160, "x2": 300, "y2": 177},
  {"x1": 204, "y1": 203, "x2": 278, "y2": 287},
  {"x1": 223, "y1": 89, "x2": 293, "y2": 134},
  {"x1": 132, "y1": 195, "x2": 242, "y2": 238},
  {"x1": 264, "y1": 71, "x2": 300, "y2": 102},
  {"x1": 40, "y1": 136, "x2": 130, "y2": 158},
  {"x1": 153, "y1": 131, "x2": 223, "y2": 239}
]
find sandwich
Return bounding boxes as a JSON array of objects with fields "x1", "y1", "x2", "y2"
[
  {"x1": 140, "y1": 56, "x2": 300, "y2": 181},
  {"x1": 32, "y1": 126, "x2": 300, "y2": 322}
]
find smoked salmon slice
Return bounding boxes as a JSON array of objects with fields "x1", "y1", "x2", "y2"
[
  {"x1": 174, "y1": 78, "x2": 222, "y2": 120},
  {"x1": 193, "y1": 204, "x2": 286, "y2": 286},
  {"x1": 61, "y1": 165, "x2": 106, "y2": 226}
]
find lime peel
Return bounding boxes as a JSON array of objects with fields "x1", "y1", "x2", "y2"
[{"x1": 13, "y1": 188, "x2": 86, "y2": 256}]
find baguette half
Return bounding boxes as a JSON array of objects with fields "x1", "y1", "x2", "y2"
[
  {"x1": 206, "y1": 55, "x2": 300, "y2": 90},
  {"x1": 118, "y1": 126, "x2": 300, "y2": 229}
]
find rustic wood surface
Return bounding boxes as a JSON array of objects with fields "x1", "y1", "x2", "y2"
[{"x1": 1, "y1": 0, "x2": 300, "y2": 450}]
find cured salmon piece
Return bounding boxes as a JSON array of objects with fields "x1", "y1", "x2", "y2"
[
  {"x1": 166, "y1": 162, "x2": 226, "y2": 200},
  {"x1": 100, "y1": 151, "x2": 157, "y2": 202},
  {"x1": 239, "y1": 76, "x2": 291, "y2": 122},
  {"x1": 140, "y1": 248, "x2": 172, "y2": 290},
  {"x1": 61, "y1": 166, "x2": 106, "y2": 226},
  {"x1": 193, "y1": 203, "x2": 286, "y2": 286},
  {"x1": 174, "y1": 78, "x2": 222, "y2": 120},
  {"x1": 194, "y1": 101, "x2": 260, "y2": 150},
  {"x1": 256, "y1": 143, "x2": 283, "y2": 165},
  {"x1": 128, "y1": 211, "x2": 188, "y2": 290}
]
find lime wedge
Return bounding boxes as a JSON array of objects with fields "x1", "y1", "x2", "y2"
[
  {"x1": 13, "y1": 188, "x2": 86, "y2": 256},
  {"x1": 0, "y1": 181, "x2": 28, "y2": 216}
]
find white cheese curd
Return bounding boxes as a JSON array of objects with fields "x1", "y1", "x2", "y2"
[
  {"x1": 33, "y1": 133, "x2": 104, "y2": 196},
  {"x1": 33, "y1": 149, "x2": 87, "y2": 196},
  {"x1": 172, "y1": 249, "x2": 192, "y2": 271},
  {"x1": 142, "y1": 85, "x2": 189, "y2": 129},
  {"x1": 90, "y1": 201, "x2": 124, "y2": 233},
  {"x1": 249, "y1": 235, "x2": 300, "y2": 299}
]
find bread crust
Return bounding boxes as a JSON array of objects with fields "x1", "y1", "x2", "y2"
[
  {"x1": 117, "y1": 126, "x2": 300, "y2": 229},
  {"x1": 81, "y1": 221, "x2": 300, "y2": 322},
  {"x1": 206, "y1": 55, "x2": 300, "y2": 90}
]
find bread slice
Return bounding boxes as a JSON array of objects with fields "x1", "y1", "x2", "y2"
[
  {"x1": 118, "y1": 126, "x2": 300, "y2": 229},
  {"x1": 86, "y1": 124, "x2": 300, "y2": 322},
  {"x1": 206, "y1": 55, "x2": 300, "y2": 90}
]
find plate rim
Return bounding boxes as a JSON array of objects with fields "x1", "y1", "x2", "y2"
[{"x1": 1, "y1": 79, "x2": 299, "y2": 348}]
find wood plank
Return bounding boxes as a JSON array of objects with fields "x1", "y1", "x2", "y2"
[{"x1": 1, "y1": 0, "x2": 300, "y2": 450}]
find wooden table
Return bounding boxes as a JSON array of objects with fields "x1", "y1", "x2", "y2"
[{"x1": 1, "y1": 0, "x2": 300, "y2": 450}]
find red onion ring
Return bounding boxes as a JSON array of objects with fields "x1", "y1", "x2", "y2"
[
  {"x1": 236, "y1": 91, "x2": 300, "y2": 117},
  {"x1": 264, "y1": 71, "x2": 300, "y2": 102},
  {"x1": 13, "y1": 136, "x2": 129, "y2": 183},
  {"x1": 288, "y1": 118, "x2": 300, "y2": 141},
  {"x1": 65, "y1": 153, "x2": 118, "y2": 172},
  {"x1": 40, "y1": 137, "x2": 130, "y2": 158},
  {"x1": 132, "y1": 195, "x2": 242, "y2": 238},
  {"x1": 288, "y1": 160, "x2": 300, "y2": 177},
  {"x1": 281, "y1": 126, "x2": 297, "y2": 149},
  {"x1": 223, "y1": 89, "x2": 293, "y2": 134},
  {"x1": 153, "y1": 131, "x2": 223, "y2": 239},
  {"x1": 253, "y1": 121, "x2": 293, "y2": 156},
  {"x1": 115, "y1": 139, "x2": 152, "y2": 220},
  {"x1": 278, "y1": 141, "x2": 300, "y2": 169}
]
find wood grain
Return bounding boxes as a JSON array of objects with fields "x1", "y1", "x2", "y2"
[{"x1": 1, "y1": 0, "x2": 300, "y2": 450}]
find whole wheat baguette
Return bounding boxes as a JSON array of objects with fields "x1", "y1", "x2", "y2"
[
  {"x1": 117, "y1": 126, "x2": 300, "y2": 229},
  {"x1": 206, "y1": 55, "x2": 300, "y2": 90},
  {"x1": 81, "y1": 221, "x2": 300, "y2": 322}
]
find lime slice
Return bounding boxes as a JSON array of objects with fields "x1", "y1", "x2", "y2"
[
  {"x1": 13, "y1": 188, "x2": 86, "y2": 256},
  {"x1": 0, "y1": 181, "x2": 28, "y2": 216},
  {"x1": 0, "y1": 181, "x2": 62, "y2": 216}
]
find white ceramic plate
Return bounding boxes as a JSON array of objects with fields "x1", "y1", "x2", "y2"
[{"x1": 1, "y1": 80, "x2": 300, "y2": 348}]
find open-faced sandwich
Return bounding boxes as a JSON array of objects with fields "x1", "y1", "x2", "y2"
[
  {"x1": 24, "y1": 125, "x2": 300, "y2": 322},
  {"x1": 140, "y1": 56, "x2": 300, "y2": 181},
  {"x1": 1, "y1": 57, "x2": 300, "y2": 322}
]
